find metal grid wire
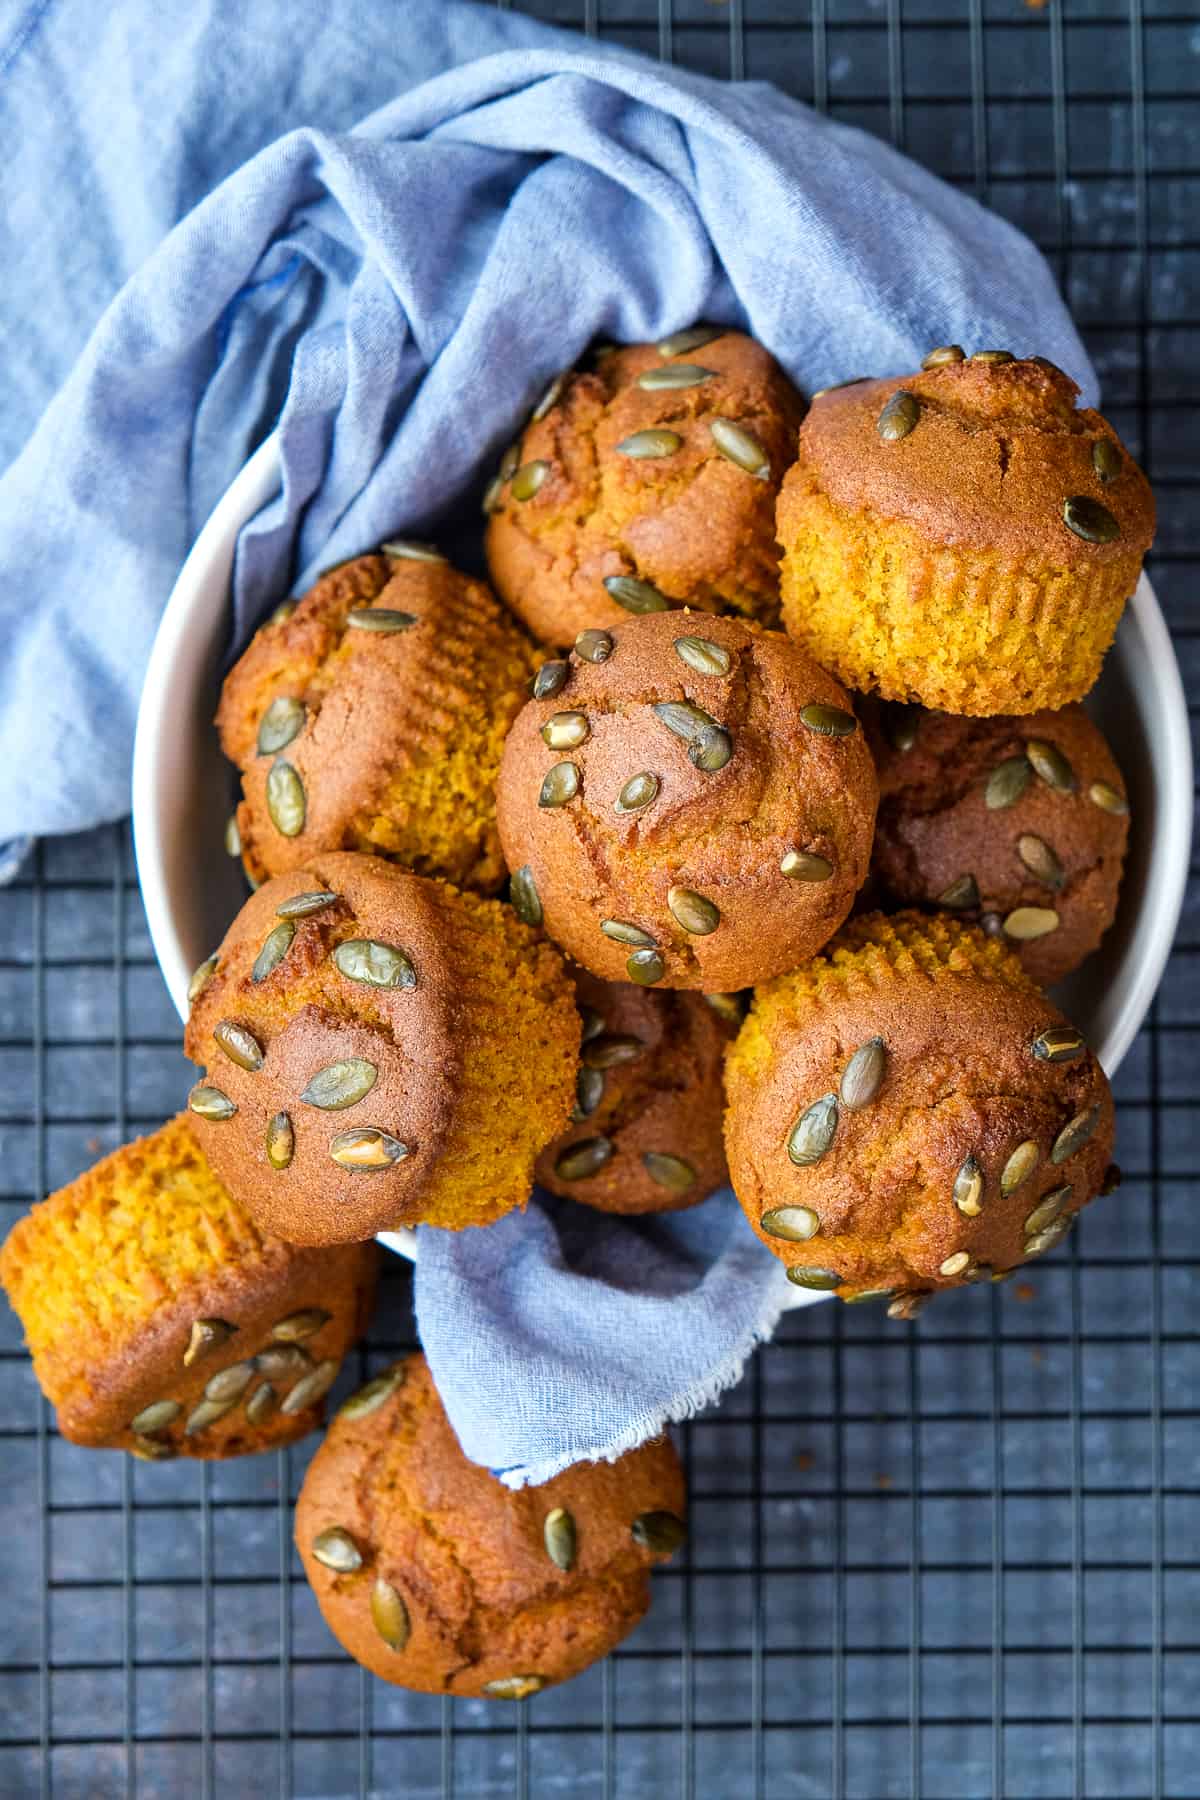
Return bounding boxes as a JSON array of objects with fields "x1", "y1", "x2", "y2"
[{"x1": 1, "y1": 0, "x2": 1197, "y2": 1794}]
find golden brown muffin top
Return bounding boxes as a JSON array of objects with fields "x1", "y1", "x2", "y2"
[
  {"x1": 495, "y1": 611, "x2": 878, "y2": 991},
  {"x1": 295, "y1": 1353, "x2": 687, "y2": 1696},
  {"x1": 724, "y1": 913, "x2": 1115, "y2": 1308},
  {"x1": 797, "y1": 354, "x2": 1154, "y2": 564}
]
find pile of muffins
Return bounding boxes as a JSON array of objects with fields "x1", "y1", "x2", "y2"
[{"x1": 1, "y1": 328, "x2": 1151, "y2": 1698}]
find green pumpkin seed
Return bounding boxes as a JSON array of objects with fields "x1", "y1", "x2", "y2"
[
  {"x1": 650, "y1": 703, "x2": 720, "y2": 753},
  {"x1": 787, "y1": 1093, "x2": 838, "y2": 1167},
  {"x1": 266, "y1": 760, "x2": 306, "y2": 838},
  {"x1": 952, "y1": 1154, "x2": 984, "y2": 1217},
  {"x1": 346, "y1": 607, "x2": 417, "y2": 635},
  {"x1": 245, "y1": 1382, "x2": 279, "y2": 1426},
  {"x1": 311, "y1": 1526, "x2": 362, "y2": 1573},
  {"x1": 1025, "y1": 1184, "x2": 1073, "y2": 1236},
  {"x1": 1100, "y1": 1162, "x2": 1122, "y2": 1195},
  {"x1": 1051, "y1": 1105, "x2": 1101, "y2": 1165},
  {"x1": 843, "y1": 1287, "x2": 895, "y2": 1305},
  {"x1": 601, "y1": 919, "x2": 657, "y2": 948},
  {"x1": 511, "y1": 460, "x2": 550, "y2": 500},
  {"x1": 329, "y1": 1128, "x2": 409, "y2": 1172},
  {"x1": 130, "y1": 1400, "x2": 182, "y2": 1436},
  {"x1": 539, "y1": 761, "x2": 580, "y2": 808},
  {"x1": 786, "y1": 1266, "x2": 844, "y2": 1292},
  {"x1": 339, "y1": 1365, "x2": 405, "y2": 1421},
  {"x1": 810, "y1": 377, "x2": 869, "y2": 400},
  {"x1": 333, "y1": 938, "x2": 417, "y2": 989},
  {"x1": 189, "y1": 1084, "x2": 237, "y2": 1122},
  {"x1": 185, "y1": 1396, "x2": 238, "y2": 1436},
  {"x1": 533, "y1": 660, "x2": 570, "y2": 700},
  {"x1": 1063, "y1": 494, "x2": 1120, "y2": 544},
  {"x1": 1026, "y1": 1212, "x2": 1075, "y2": 1254},
  {"x1": 1089, "y1": 780, "x2": 1128, "y2": 816},
  {"x1": 268, "y1": 599, "x2": 297, "y2": 627},
  {"x1": 877, "y1": 390, "x2": 920, "y2": 442},
  {"x1": 583, "y1": 1033, "x2": 645, "y2": 1070},
  {"x1": 760, "y1": 1205, "x2": 819, "y2": 1243},
  {"x1": 657, "y1": 324, "x2": 724, "y2": 358},
  {"x1": 971, "y1": 349, "x2": 1015, "y2": 364},
  {"x1": 573, "y1": 1066, "x2": 605, "y2": 1121},
  {"x1": 667, "y1": 886, "x2": 720, "y2": 936},
  {"x1": 204, "y1": 1360, "x2": 255, "y2": 1405},
  {"x1": 603, "y1": 574, "x2": 671, "y2": 614},
  {"x1": 300, "y1": 1059, "x2": 378, "y2": 1111},
  {"x1": 483, "y1": 1676, "x2": 545, "y2": 1700},
  {"x1": 213, "y1": 1020, "x2": 264, "y2": 1072},
  {"x1": 255, "y1": 1344, "x2": 312, "y2": 1381},
  {"x1": 257, "y1": 696, "x2": 306, "y2": 756},
  {"x1": 371, "y1": 1577, "x2": 411, "y2": 1650},
  {"x1": 131, "y1": 1434, "x2": 177, "y2": 1462},
  {"x1": 839, "y1": 1037, "x2": 886, "y2": 1110},
  {"x1": 575, "y1": 629, "x2": 614, "y2": 664},
  {"x1": 265, "y1": 1112, "x2": 295, "y2": 1170},
  {"x1": 281, "y1": 1359, "x2": 339, "y2": 1414},
  {"x1": 187, "y1": 954, "x2": 218, "y2": 1007},
  {"x1": 631, "y1": 1511, "x2": 687, "y2": 1554},
  {"x1": 939, "y1": 1251, "x2": 971, "y2": 1277},
  {"x1": 883, "y1": 703, "x2": 920, "y2": 752},
  {"x1": 252, "y1": 919, "x2": 295, "y2": 982},
  {"x1": 554, "y1": 1137, "x2": 614, "y2": 1181},
  {"x1": 1003, "y1": 906, "x2": 1060, "y2": 941},
  {"x1": 674, "y1": 635, "x2": 732, "y2": 677},
  {"x1": 938, "y1": 874, "x2": 980, "y2": 910},
  {"x1": 579, "y1": 1007, "x2": 605, "y2": 1044},
  {"x1": 780, "y1": 850, "x2": 833, "y2": 882},
  {"x1": 183, "y1": 1319, "x2": 237, "y2": 1367},
  {"x1": 616, "y1": 428, "x2": 683, "y2": 459},
  {"x1": 541, "y1": 712, "x2": 590, "y2": 751},
  {"x1": 986, "y1": 756, "x2": 1032, "y2": 811},
  {"x1": 643, "y1": 1152, "x2": 697, "y2": 1193},
  {"x1": 224, "y1": 814, "x2": 241, "y2": 858},
  {"x1": 509, "y1": 866, "x2": 543, "y2": 929},
  {"x1": 1025, "y1": 739, "x2": 1076, "y2": 792},
  {"x1": 1000, "y1": 1140, "x2": 1039, "y2": 1198},
  {"x1": 638, "y1": 364, "x2": 715, "y2": 391},
  {"x1": 703, "y1": 992, "x2": 747, "y2": 1027},
  {"x1": 615, "y1": 772, "x2": 659, "y2": 815},
  {"x1": 381, "y1": 539, "x2": 446, "y2": 563},
  {"x1": 887, "y1": 1291, "x2": 930, "y2": 1320},
  {"x1": 482, "y1": 475, "x2": 504, "y2": 516},
  {"x1": 273, "y1": 1309, "x2": 331, "y2": 1342},
  {"x1": 532, "y1": 373, "x2": 567, "y2": 421},
  {"x1": 627, "y1": 948, "x2": 666, "y2": 985},
  {"x1": 544, "y1": 1507, "x2": 577, "y2": 1571},
  {"x1": 275, "y1": 889, "x2": 338, "y2": 919},
  {"x1": 921, "y1": 345, "x2": 966, "y2": 369},
  {"x1": 1092, "y1": 439, "x2": 1122, "y2": 483},
  {"x1": 690, "y1": 725, "x2": 733, "y2": 772},
  {"x1": 709, "y1": 417, "x2": 770, "y2": 479},
  {"x1": 1018, "y1": 834, "x2": 1065, "y2": 889},
  {"x1": 800, "y1": 703, "x2": 858, "y2": 738},
  {"x1": 1031, "y1": 1027, "x2": 1085, "y2": 1063}
]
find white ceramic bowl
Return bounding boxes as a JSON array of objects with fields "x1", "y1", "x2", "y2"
[{"x1": 132, "y1": 433, "x2": 1193, "y2": 1300}]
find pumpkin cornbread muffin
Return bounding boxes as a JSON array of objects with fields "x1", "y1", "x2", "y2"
[
  {"x1": 0, "y1": 1116, "x2": 377, "y2": 1459},
  {"x1": 536, "y1": 972, "x2": 736, "y2": 1213},
  {"x1": 866, "y1": 700, "x2": 1130, "y2": 985},
  {"x1": 183, "y1": 853, "x2": 578, "y2": 1246},
  {"x1": 777, "y1": 350, "x2": 1155, "y2": 714},
  {"x1": 724, "y1": 913, "x2": 1115, "y2": 1313},
  {"x1": 495, "y1": 611, "x2": 877, "y2": 992},
  {"x1": 217, "y1": 547, "x2": 538, "y2": 893},
  {"x1": 295, "y1": 1354, "x2": 686, "y2": 1696},
  {"x1": 485, "y1": 328, "x2": 804, "y2": 646}
]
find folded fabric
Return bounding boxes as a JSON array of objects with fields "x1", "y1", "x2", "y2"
[{"x1": 0, "y1": 0, "x2": 1096, "y2": 1480}]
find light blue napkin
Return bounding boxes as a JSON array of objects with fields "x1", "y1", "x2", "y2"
[{"x1": 0, "y1": 0, "x2": 1096, "y2": 1481}]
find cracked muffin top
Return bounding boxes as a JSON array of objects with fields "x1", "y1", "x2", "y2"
[
  {"x1": 723, "y1": 912, "x2": 1115, "y2": 1314},
  {"x1": 494, "y1": 610, "x2": 878, "y2": 991},
  {"x1": 484, "y1": 328, "x2": 804, "y2": 646},
  {"x1": 294, "y1": 1353, "x2": 686, "y2": 1696}
]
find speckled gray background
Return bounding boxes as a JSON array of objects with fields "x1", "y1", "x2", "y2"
[{"x1": 1, "y1": 1, "x2": 1198, "y2": 1795}]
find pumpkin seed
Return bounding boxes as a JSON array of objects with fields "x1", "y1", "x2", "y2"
[
  {"x1": 245, "y1": 1382, "x2": 279, "y2": 1426},
  {"x1": 252, "y1": 919, "x2": 295, "y2": 981},
  {"x1": 1025, "y1": 1185, "x2": 1072, "y2": 1236},
  {"x1": 810, "y1": 377, "x2": 868, "y2": 399},
  {"x1": 627, "y1": 948, "x2": 666, "y2": 985},
  {"x1": 1031, "y1": 356, "x2": 1066, "y2": 377},
  {"x1": 1025, "y1": 1215, "x2": 1075, "y2": 1257},
  {"x1": 1003, "y1": 906, "x2": 1060, "y2": 941},
  {"x1": 952, "y1": 1154, "x2": 984, "y2": 1217},
  {"x1": 760, "y1": 1205, "x2": 819, "y2": 1243},
  {"x1": 981, "y1": 912, "x2": 1005, "y2": 938},
  {"x1": 573, "y1": 1066, "x2": 605, "y2": 1121},
  {"x1": 986, "y1": 756, "x2": 1032, "y2": 811},
  {"x1": 579, "y1": 1007, "x2": 605, "y2": 1044},
  {"x1": 275, "y1": 890, "x2": 338, "y2": 919},
  {"x1": 213, "y1": 1020, "x2": 264, "y2": 1072},
  {"x1": 667, "y1": 887, "x2": 720, "y2": 936},
  {"x1": 533, "y1": 660, "x2": 569, "y2": 701},
  {"x1": 187, "y1": 954, "x2": 218, "y2": 1007},
  {"x1": 532, "y1": 373, "x2": 566, "y2": 421},
  {"x1": 554, "y1": 1137, "x2": 614, "y2": 1181},
  {"x1": 255, "y1": 1344, "x2": 312, "y2": 1380},
  {"x1": 340, "y1": 1365, "x2": 405, "y2": 1421},
  {"x1": 971, "y1": 349, "x2": 1015, "y2": 364},
  {"x1": 539, "y1": 761, "x2": 580, "y2": 808},
  {"x1": 1063, "y1": 494, "x2": 1120, "y2": 544},
  {"x1": 509, "y1": 866, "x2": 543, "y2": 930},
  {"x1": 1025, "y1": 739, "x2": 1076, "y2": 792},
  {"x1": 265, "y1": 1112, "x2": 294, "y2": 1170},
  {"x1": 604, "y1": 574, "x2": 671, "y2": 614},
  {"x1": 541, "y1": 711, "x2": 590, "y2": 751},
  {"x1": 709, "y1": 417, "x2": 770, "y2": 479},
  {"x1": 643, "y1": 1152, "x2": 697, "y2": 1193},
  {"x1": 1089, "y1": 780, "x2": 1128, "y2": 816},
  {"x1": 786, "y1": 1266, "x2": 844, "y2": 1292},
  {"x1": 780, "y1": 850, "x2": 833, "y2": 882},
  {"x1": 328, "y1": 1129, "x2": 409, "y2": 1171},
  {"x1": 615, "y1": 772, "x2": 660, "y2": 814},
  {"x1": 703, "y1": 992, "x2": 747, "y2": 1027},
  {"x1": 257, "y1": 696, "x2": 306, "y2": 756},
  {"x1": 544, "y1": 1508, "x2": 577, "y2": 1571},
  {"x1": 674, "y1": 635, "x2": 732, "y2": 678},
  {"x1": 877, "y1": 390, "x2": 920, "y2": 442},
  {"x1": 1018, "y1": 834, "x2": 1065, "y2": 889},
  {"x1": 631, "y1": 1511, "x2": 687, "y2": 1554},
  {"x1": 1031, "y1": 1027, "x2": 1085, "y2": 1063},
  {"x1": 657, "y1": 324, "x2": 724, "y2": 358},
  {"x1": 887, "y1": 1292, "x2": 930, "y2": 1321},
  {"x1": 131, "y1": 1435, "x2": 177, "y2": 1462},
  {"x1": 921, "y1": 345, "x2": 966, "y2": 368},
  {"x1": 690, "y1": 725, "x2": 733, "y2": 772},
  {"x1": 601, "y1": 919, "x2": 657, "y2": 948},
  {"x1": 300, "y1": 1059, "x2": 378, "y2": 1111},
  {"x1": 583, "y1": 1033, "x2": 645, "y2": 1070},
  {"x1": 653, "y1": 699, "x2": 717, "y2": 742},
  {"x1": 1100, "y1": 1162, "x2": 1122, "y2": 1195},
  {"x1": 266, "y1": 760, "x2": 306, "y2": 837},
  {"x1": 787, "y1": 1093, "x2": 838, "y2": 1166},
  {"x1": 616, "y1": 428, "x2": 683, "y2": 459},
  {"x1": 185, "y1": 1396, "x2": 237, "y2": 1436},
  {"x1": 282, "y1": 1359, "x2": 339, "y2": 1414},
  {"x1": 511, "y1": 460, "x2": 550, "y2": 501},
  {"x1": 1051, "y1": 1105, "x2": 1101, "y2": 1165},
  {"x1": 638, "y1": 364, "x2": 715, "y2": 391},
  {"x1": 1092, "y1": 439, "x2": 1122, "y2": 483},
  {"x1": 333, "y1": 938, "x2": 416, "y2": 989},
  {"x1": 843, "y1": 1287, "x2": 895, "y2": 1305},
  {"x1": 347, "y1": 606, "x2": 417, "y2": 636},
  {"x1": 1000, "y1": 1140, "x2": 1039, "y2": 1198},
  {"x1": 204, "y1": 1360, "x2": 255, "y2": 1404},
  {"x1": 482, "y1": 475, "x2": 504, "y2": 516},
  {"x1": 483, "y1": 1676, "x2": 545, "y2": 1700},
  {"x1": 130, "y1": 1400, "x2": 182, "y2": 1436},
  {"x1": 371, "y1": 1577, "x2": 411, "y2": 1649},
  {"x1": 799, "y1": 703, "x2": 858, "y2": 738},
  {"x1": 940, "y1": 1251, "x2": 971, "y2": 1276},
  {"x1": 224, "y1": 814, "x2": 241, "y2": 858},
  {"x1": 938, "y1": 874, "x2": 980, "y2": 910},
  {"x1": 274, "y1": 1309, "x2": 331, "y2": 1342},
  {"x1": 268, "y1": 600, "x2": 297, "y2": 627},
  {"x1": 312, "y1": 1526, "x2": 362, "y2": 1573},
  {"x1": 183, "y1": 1319, "x2": 237, "y2": 1367},
  {"x1": 883, "y1": 703, "x2": 920, "y2": 752},
  {"x1": 189, "y1": 1084, "x2": 237, "y2": 1122},
  {"x1": 839, "y1": 1037, "x2": 886, "y2": 1110},
  {"x1": 575, "y1": 628, "x2": 614, "y2": 663},
  {"x1": 381, "y1": 539, "x2": 446, "y2": 563}
]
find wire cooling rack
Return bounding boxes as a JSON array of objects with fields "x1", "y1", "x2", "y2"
[{"x1": 1, "y1": 1, "x2": 1197, "y2": 1795}]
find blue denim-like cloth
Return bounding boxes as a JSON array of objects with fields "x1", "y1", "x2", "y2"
[{"x1": 0, "y1": 0, "x2": 1094, "y2": 1481}]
